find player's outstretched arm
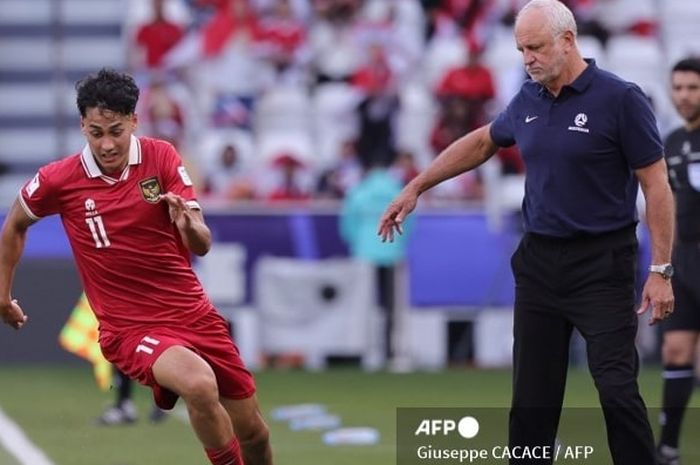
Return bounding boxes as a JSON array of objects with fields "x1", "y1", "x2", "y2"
[
  {"x1": 0, "y1": 199, "x2": 34, "y2": 329},
  {"x1": 159, "y1": 192, "x2": 212, "y2": 256}
]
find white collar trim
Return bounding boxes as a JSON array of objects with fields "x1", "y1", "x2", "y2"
[{"x1": 80, "y1": 135, "x2": 142, "y2": 181}]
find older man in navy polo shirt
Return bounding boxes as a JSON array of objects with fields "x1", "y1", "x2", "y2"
[{"x1": 379, "y1": 0, "x2": 674, "y2": 464}]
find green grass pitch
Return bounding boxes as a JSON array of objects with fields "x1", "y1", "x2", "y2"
[{"x1": 0, "y1": 365, "x2": 699, "y2": 464}]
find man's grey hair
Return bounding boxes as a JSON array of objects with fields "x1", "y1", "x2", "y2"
[{"x1": 516, "y1": 0, "x2": 578, "y2": 37}]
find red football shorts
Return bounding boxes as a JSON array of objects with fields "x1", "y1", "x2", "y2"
[{"x1": 99, "y1": 308, "x2": 256, "y2": 410}]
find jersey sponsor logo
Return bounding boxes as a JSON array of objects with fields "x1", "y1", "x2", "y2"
[
  {"x1": 84, "y1": 198, "x2": 100, "y2": 217},
  {"x1": 139, "y1": 176, "x2": 162, "y2": 203},
  {"x1": 568, "y1": 113, "x2": 589, "y2": 133},
  {"x1": 525, "y1": 115, "x2": 539, "y2": 123},
  {"x1": 177, "y1": 166, "x2": 193, "y2": 186},
  {"x1": 25, "y1": 173, "x2": 40, "y2": 197}
]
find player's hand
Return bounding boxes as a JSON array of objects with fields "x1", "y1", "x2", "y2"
[
  {"x1": 159, "y1": 192, "x2": 192, "y2": 229},
  {"x1": 636, "y1": 274, "x2": 674, "y2": 326},
  {"x1": 0, "y1": 299, "x2": 28, "y2": 330},
  {"x1": 377, "y1": 186, "x2": 419, "y2": 243}
]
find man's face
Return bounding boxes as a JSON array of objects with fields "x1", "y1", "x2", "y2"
[
  {"x1": 515, "y1": 9, "x2": 569, "y2": 86},
  {"x1": 81, "y1": 107, "x2": 137, "y2": 174},
  {"x1": 671, "y1": 70, "x2": 700, "y2": 125}
]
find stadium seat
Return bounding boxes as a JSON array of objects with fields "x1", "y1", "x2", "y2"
[
  {"x1": 311, "y1": 83, "x2": 362, "y2": 169},
  {"x1": 257, "y1": 131, "x2": 315, "y2": 167},
  {"x1": 0, "y1": 0, "x2": 51, "y2": 24},
  {"x1": 0, "y1": 85, "x2": 56, "y2": 117},
  {"x1": 62, "y1": 38, "x2": 125, "y2": 70},
  {"x1": 597, "y1": 0, "x2": 657, "y2": 34},
  {"x1": 0, "y1": 129, "x2": 58, "y2": 165},
  {"x1": 0, "y1": 127, "x2": 85, "y2": 164},
  {"x1": 482, "y1": 29, "x2": 525, "y2": 104},
  {"x1": 59, "y1": 0, "x2": 126, "y2": 25},
  {"x1": 577, "y1": 35, "x2": 607, "y2": 69},
  {"x1": 659, "y1": 0, "x2": 700, "y2": 44},
  {"x1": 199, "y1": 128, "x2": 256, "y2": 169},
  {"x1": 396, "y1": 83, "x2": 439, "y2": 168},
  {"x1": 606, "y1": 35, "x2": 664, "y2": 87},
  {"x1": 0, "y1": 0, "x2": 125, "y2": 173},
  {"x1": 422, "y1": 36, "x2": 468, "y2": 90},
  {"x1": 254, "y1": 86, "x2": 312, "y2": 135},
  {"x1": 0, "y1": 39, "x2": 53, "y2": 71},
  {"x1": 665, "y1": 38, "x2": 700, "y2": 66}
]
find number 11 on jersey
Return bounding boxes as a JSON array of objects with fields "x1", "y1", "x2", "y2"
[{"x1": 86, "y1": 216, "x2": 111, "y2": 248}]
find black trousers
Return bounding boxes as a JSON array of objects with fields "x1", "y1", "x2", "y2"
[{"x1": 508, "y1": 225, "x2": 655, "y2": 465}]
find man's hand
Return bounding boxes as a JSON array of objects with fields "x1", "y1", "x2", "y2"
[
  {"x1": 636, "y1": 274, "x2": 675, "y2": 325},
  {"x1": 158, "y1": 192, "x2": 211, "y2": 256},
  {"x1": 1, "y1": 299, "x2": 27, "y2": 330},
  {"x1": 159, "y1": 192, "x2": 193, "y2": 229},
  {"x1": 377, "y1": 186, "x2": 419, "y2": 243}
]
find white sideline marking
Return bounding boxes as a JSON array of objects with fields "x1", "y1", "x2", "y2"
[{"x1": 0, "y1": 407, "x2": 55, "y2": 465}]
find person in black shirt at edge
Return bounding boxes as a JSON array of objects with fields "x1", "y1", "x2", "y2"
[
  {"x1": 656, "y1": 57, "x2": 700, "y2": 465},
  {"x1": 378, "y1": 1, "x2": 675, "y2": 464}
]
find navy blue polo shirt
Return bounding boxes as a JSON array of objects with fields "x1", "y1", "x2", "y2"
[{"x1": 490, "y1": 59, "x2": 663, "y2": 237}]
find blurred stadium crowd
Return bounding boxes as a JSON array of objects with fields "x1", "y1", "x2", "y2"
[{"x1": 5, "y1": 0, "x2": 700, "y2": 207}]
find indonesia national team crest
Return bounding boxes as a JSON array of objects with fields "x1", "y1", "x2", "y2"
[{"x1": 139, "y1": 177, "x2": 162, "y2": 203}]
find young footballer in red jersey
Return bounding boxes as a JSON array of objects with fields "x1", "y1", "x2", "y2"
[{"x1": 0, "y1": 68, "x2": 273, "y2": 465}]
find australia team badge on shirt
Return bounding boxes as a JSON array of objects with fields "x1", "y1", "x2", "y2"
[{"x1": 139, "y1": 176, "x2": 162, "y2": 203}]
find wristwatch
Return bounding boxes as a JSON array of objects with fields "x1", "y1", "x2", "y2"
[{"x1": 649, "y1": 263, "x2": 674, "y2": 280}]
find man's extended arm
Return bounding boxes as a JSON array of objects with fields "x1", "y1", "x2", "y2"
[
  {"x1": 0, "y1": 199, "x2": 35, "y2": 329},
  {"x1": 636, "y1": 158, "x2": 675, "y2": 325},
  {"x1": 378, "y1": 124, "x2": 500, "y2": 241}
]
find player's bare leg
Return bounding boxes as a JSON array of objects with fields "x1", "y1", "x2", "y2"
[
  {"x1": 152, "y1": 346, "x2": 241, "y2": 464},
  {"x1": 221, "y1": 395, "x2": 273, "y2": 465}
]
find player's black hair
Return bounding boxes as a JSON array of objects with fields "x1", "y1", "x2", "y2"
[
  {"x1": 75, "y1": 68, "x2": 139, "y2": 117},
  {"x1": 672, "y1": 57, "x2": 700, "y2": 76}
]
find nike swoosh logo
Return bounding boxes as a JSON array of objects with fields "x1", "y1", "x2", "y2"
[{"x1": 525, "y1": 116, "x2": 539, "y2": 123}]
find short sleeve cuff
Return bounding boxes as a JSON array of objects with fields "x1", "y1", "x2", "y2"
[{"x1": 17, "y1": 192, "x2": 41, "y2": 221}]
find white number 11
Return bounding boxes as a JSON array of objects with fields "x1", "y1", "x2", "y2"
[{"x1": 85, "y1": 216, "x2": 111, "y2": 248}]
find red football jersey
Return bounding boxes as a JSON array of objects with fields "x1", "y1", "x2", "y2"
[{"x1": 19, "y1": 136, "x2": 210, "y2": 333}]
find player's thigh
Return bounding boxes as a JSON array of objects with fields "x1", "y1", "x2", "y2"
[
  {"x1": 220, "y1": 395, "x2": 269, "y2": 440},
  {"x1": 662, "y1": 330, "x2": 700, "y2": 364},
  {"x1": 152, "y1": 345, "x2": 218, "y2": 397},
  {"x1": 187, "y1": 309, "x2": 257, "y2": 400}
]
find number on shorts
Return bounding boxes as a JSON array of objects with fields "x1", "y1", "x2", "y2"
[{"x1": 135, "y1": 336, "x2": 161, "y2": 355}]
